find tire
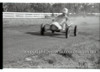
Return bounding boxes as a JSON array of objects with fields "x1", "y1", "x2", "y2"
[
  {"x1": 40, "y1": 24, "x2": 45, "y2": 35},
  {"x1": 52, "y1": 30, "x2": 55, "y2": 34},
  {"x1": 74, "y1": 25, "x2": 77, "y2": 36},
  {"x1": 65, "y1": 27, "x2": 69, "y2": 38}
]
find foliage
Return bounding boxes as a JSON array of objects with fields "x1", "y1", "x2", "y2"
[{"x1": 3, "y1": 3, "x2": 100, "y2": 13}]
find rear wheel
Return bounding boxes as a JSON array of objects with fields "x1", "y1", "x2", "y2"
[
  {"x1": 40, "y1": 24, "x2": 45, "y2": 35},
  {"x1": 74, "y1": 25, "x2": 77, "y2": 36}
]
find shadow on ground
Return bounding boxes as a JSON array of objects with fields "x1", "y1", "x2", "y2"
[{"x1": 25, "y1": 31, "x2": 70, "y2": 39}]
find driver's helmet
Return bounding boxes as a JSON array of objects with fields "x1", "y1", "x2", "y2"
[{"x1": 62, "y1": 8, "x2": 68, "y2": 14}]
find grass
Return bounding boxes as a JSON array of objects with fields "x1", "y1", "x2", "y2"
[{"x1": 3, "y1": 16, "x2": 100, "y2": 68}]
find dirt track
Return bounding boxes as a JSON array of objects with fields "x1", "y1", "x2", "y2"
[{"x1": 3, "y1": 17, "x2": 100, "y2": 68}]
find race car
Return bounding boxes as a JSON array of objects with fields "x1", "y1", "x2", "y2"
[
  {"x1": 40, "y1": 22, "x2": 77, "y2": 38},
  {"x1": 40, "y1": 8, "x2": 78, "y2": 38}
]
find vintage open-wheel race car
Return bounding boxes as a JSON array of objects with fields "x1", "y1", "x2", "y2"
[{"x1": 40, "y1": 23, "x2": 77, "y2": 38}]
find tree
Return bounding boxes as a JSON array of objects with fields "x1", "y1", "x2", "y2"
[
  {"x1": 3, "y1": 3, "x2": 100, "y2": 13},
  {"x1": 52, "y1": 3, "x2": 65, "y2": 13},
  {"x1": 30, "y1": 3, "x2": 51, "y2": 12}
]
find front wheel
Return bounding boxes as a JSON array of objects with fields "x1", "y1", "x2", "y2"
[
  {"x1": 40, "y1": 24, "x2": 45, "y2": 35},
  {"x1": 74, "y1": 25, "x2": 77, "y2": 36},
  {"x1": 65, "y1": 27, "x2": 69, "y2": 38},
  {"x1": 52, "y1": 30, "x2": 55, "y2": 34}
]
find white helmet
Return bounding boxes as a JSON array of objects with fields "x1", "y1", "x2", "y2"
[{"x1": 62, "y1": 8, "x2": 68, "y2": 14}]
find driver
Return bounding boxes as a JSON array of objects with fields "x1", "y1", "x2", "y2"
[{"x1": 51, "y1": 8, "x2": 70, "y2": 31}]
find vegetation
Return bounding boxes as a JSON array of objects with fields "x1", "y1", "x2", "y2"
[{"x1": 3, "y1": 3, "x2": 100, "y2": 14}]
